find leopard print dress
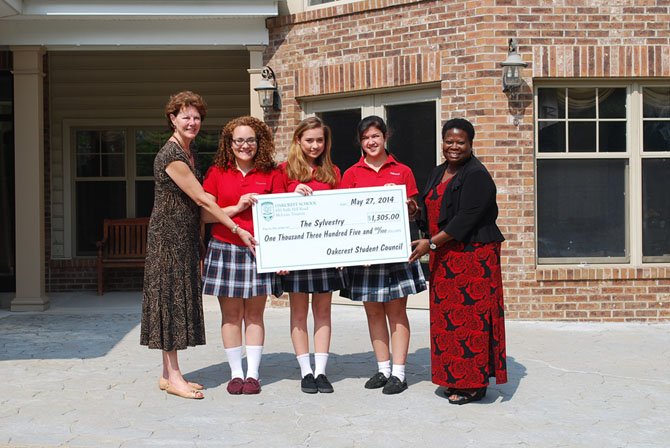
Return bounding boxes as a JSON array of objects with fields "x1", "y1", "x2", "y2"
[{"x1": 140, "y1": 141, "x2": 205, "y2": 351}]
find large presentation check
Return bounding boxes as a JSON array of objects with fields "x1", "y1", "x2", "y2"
[{"x1": 251, "y1": 185, "x2": 412, "y2": 273}]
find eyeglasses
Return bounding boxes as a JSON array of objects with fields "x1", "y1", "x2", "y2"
[{"x1": 232, "y1": 137, "x2": 258, "y2": 146}]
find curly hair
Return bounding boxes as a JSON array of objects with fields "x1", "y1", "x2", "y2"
[
  {"x1": 164, "y1": 91, "x2": 207, "y2": 130},
  {"x1": 286, "y1": 117, "x2": 338, "y2": 186},
  {"x1": 213, "y1": 116, "x2": 276, "y2": 172}
]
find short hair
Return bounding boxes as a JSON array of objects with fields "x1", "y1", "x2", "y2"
[
  {"x1": 286, "y1": 116, "x2": 338, "y2": 186},
  {"x1": 442, "y1": 118, "x2": 475, "y2": 143},
  {"x1": 214, "y1": 116, "x2": 276, "y2": 173},
  {"x1": 164, "y1": 91, "x2": 207, "y2": 130}
]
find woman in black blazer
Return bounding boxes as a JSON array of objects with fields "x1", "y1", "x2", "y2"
[{"x1": 410, "y1": 118, "x2": 508, "y2": 405}]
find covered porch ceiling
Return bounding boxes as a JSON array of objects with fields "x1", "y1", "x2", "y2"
[{"x1": 0, "y1": 0, "x2": 277, "y2": 49}]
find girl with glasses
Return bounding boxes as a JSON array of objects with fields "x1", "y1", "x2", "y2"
[{"x1": 201, "y1": 116, "x2": 285, "y2": 395}]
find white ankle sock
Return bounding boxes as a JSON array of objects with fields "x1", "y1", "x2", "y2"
[
  {"x1": 378, "y1": 360, "x2": 391, "y2": 378},
  {"x1": 225, "y1": 346, "x2": 244, "y2": 379},
  {"x1": 391, "y1": 364, "x2": 406, "y2": 382},
  {"x1": 245, "y1": 345, "x2": 263, "y2": 380},
  {"x1": 314, "y1": 353, "x2": 329, "y2": 377},
  {"x1": 297, "y1": 353, "x2": 313, "y2": 378}
]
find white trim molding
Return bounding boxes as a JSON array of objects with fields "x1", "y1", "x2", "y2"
[{"x1": 0, "y1": 1, "x2": 277, "y2": 48}]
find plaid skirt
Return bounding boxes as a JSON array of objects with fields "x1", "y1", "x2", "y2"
[
  {"x1": 340, "y1": 260, "x2": 427, "y2": 303},
  {"x1": 202, "y1": 239, "x2": 283, "y2": 298},
  {"x1": 281, "y1": 268, "x2": 346, "y2": 293}
]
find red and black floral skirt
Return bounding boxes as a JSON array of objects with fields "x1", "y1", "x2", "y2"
[{"x1": 429, "y1": 241, "x2": 508, "y2": 388}]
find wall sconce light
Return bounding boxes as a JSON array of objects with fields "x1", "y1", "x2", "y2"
[
  {"x1": 254, "y1": 66, "x2": 281, "y2": 112},
  {"x1": 500, "y1": 38, "x2": 527, "y2": 93}
]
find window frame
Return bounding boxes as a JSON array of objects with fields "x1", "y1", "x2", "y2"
[
  {"x1": 63, "y1": 119, "x2": 219, "y2": 258},
  {"x1": 534, "y1": 81, "x2": 670, "y2": 267},
  {"x1": 302, "y1": 87, "x2": 442, "y2": 165}
]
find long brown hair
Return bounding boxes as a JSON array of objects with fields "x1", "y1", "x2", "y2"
[
  {"x1": 286, "y1": 117, "x2": 338, "y2": 186},
  {"x1": 213, "y1": 116, "x2": 276, "y2": 172}
]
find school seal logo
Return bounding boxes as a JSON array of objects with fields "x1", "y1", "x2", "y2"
[{"x1": 261, "y1": 202, "x2": 274, "y2": 221}]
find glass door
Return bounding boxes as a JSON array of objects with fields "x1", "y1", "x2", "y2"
[{"x1": 318, "y1": 109, "x2": 362, "y2": 172}]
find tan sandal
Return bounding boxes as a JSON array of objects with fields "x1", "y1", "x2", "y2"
[
  {"x1": 158, "y1": 377, "x2": 204, "y2": 391},
  {"x1": 165, "y1": 384, "x2": 204, "y2": 400}
]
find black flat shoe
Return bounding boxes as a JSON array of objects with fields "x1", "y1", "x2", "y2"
[
  {"x1": 364, "y1": 372, "x2": 389, "y2": 389},
  {"x1": 446, "y1": 387, "x2": 486, "y2": 405},
  {"x1": 315, "y1": 374, "x2": 334, "y2": 393},
  {"x1": 382, "y1": 375, "x2": 408, "y2": 395},
  {"x1": 301, "y1": 373, "x2": 318, "y2": 394}
]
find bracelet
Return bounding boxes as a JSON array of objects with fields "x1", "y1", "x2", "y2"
[{"x1": 231, "y1": 224, "x2": 240, "y2": 234}]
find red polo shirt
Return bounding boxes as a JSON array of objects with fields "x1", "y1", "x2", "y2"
[
  {"x1": 203, "y1": 165, "x2": 285, "y2": 246},
  {"x1": 279, "y1": 161, "x2": 341, "y2": 192},
  {"x1": 340, "y1": 154, "x2": 418, "y2": 197}
]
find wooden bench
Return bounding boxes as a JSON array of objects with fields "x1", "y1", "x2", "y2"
[{"x1": 96, "y1": 217, "x2": 150, "y2": 295}]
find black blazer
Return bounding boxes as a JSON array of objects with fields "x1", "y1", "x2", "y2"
[{"x1": 419, "y1": 155, "x2": 504, "y2": 244}]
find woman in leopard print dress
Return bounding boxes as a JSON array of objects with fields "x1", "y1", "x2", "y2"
[{"x1": 140, "y1": 91, "x2": 255, "y2": 400}]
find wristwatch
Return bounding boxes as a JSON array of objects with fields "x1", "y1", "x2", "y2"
[
  {"x1": 429, "y1": 238, "x2": 437, "y2": 250},
  {"x1": 231, "y1": 224, "x2": 240, "y2": 234}
]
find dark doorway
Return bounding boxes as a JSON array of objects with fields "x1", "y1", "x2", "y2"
[
  {"x1": 318, "y1": 109, "x2": 361, "y2": 173},
  {"x1": 0, "y1": 71, "x2": 15, "y2": 292}
]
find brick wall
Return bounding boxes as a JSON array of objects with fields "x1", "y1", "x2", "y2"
[
  {"x1": 265, "y1": 0, "x2": 670, "y2": 321},
  {"x1": 49, "y1": 258, "x2": 144, "y2": 293}
]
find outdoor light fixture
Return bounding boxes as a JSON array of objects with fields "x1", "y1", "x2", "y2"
[
  {"x1": 254, "y1": 66, "x2": 281, "y2": 112},
  {"x1": 500, "y1": 38, "x2": 527, "y2": 93}
]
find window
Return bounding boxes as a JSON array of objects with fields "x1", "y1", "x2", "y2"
[
  {"x1": 72, "y1": 127, "x2": 218, "y2": 256},
  {"x1": 535, "y1": 84, "x2": 670, "y2": 265},
  {"x1": 642, "y1": 86, "x2": 670, "y2": 262}
]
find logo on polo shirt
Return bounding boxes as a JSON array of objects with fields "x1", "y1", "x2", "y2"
[
  {"x1": 389, "y1": 171, "x2": 401, "y2": 176},
  {"x1": 261, "y1": 202, "x2": 274, "y2": 221}
]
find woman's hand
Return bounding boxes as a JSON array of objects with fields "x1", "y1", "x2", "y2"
[
  {"x1": 294, "y1": 184, "x2": 313, "y2": 196},
  {"x1": 406, "y1": 198, "x2": 419, "y2": 221},
  {"x1": 237, "y1": 228, "x2": 257, "y2": 257},
  {"x1": 276, "y1": 270, "x2": 290, "y2": 275},
  {"x1": 409, "y1": 238, "x2": 430, "y2": 263},
  {"x1": 236, "y1": 193, "x2": 258, "y2": 213}
]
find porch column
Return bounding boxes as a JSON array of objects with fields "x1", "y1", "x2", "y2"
[
  {"x1": 10, "y1": 46, "x2": 48, "y2": 311},
  {"x1": 246, "y1": 45, "x2": 266, "y2": 120}
]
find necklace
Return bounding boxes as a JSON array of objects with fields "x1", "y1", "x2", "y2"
[{"x1": 170, "y1": 135, "x2": 194, "y2": 166}]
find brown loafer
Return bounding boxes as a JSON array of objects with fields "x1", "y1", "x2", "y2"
[
  {"x1": 226, "y1": 377, "x2": 245, "y2": 395},
  {"x1": 242, "y1": 377, "x2": 261, "y2": 395}
]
